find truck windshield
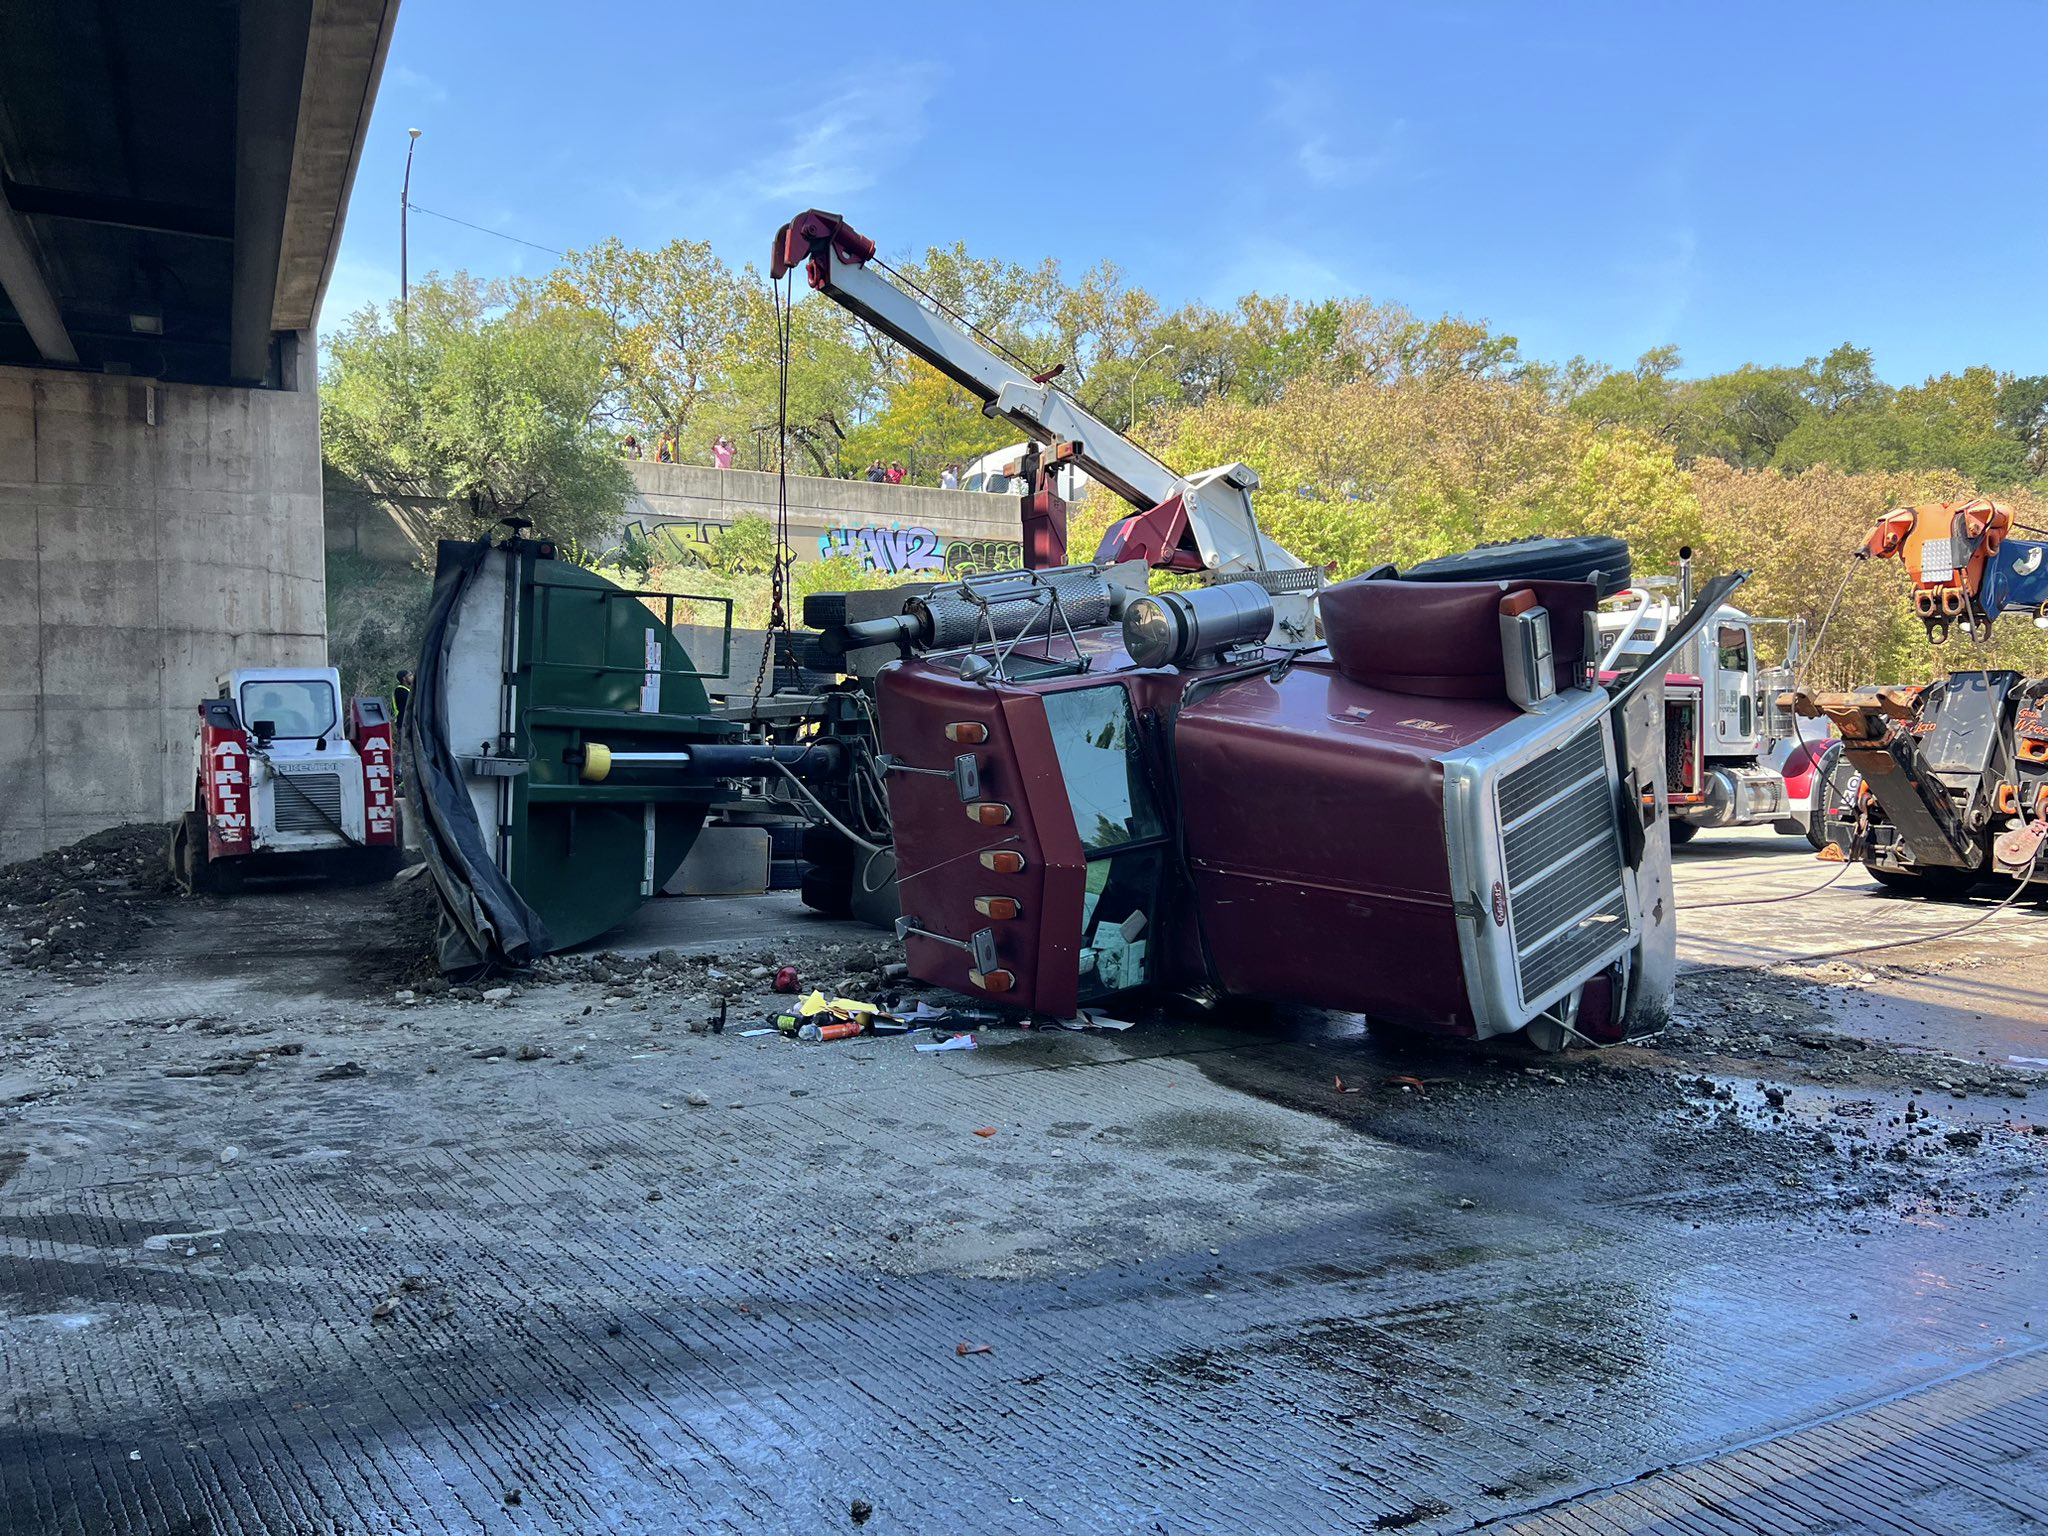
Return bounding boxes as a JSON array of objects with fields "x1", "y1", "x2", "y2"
[
  {"x1": 1043, "y1": 686, "x2": 1168, "y2": 1003},
  {"x1": 1042, "y1": 687, "x2": 1164, "y2": 851},
  {"x1": 240, "y1": 679, "x2": 336, "y2": 739}
]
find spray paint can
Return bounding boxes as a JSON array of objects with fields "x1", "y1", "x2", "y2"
[{"x1": 798, "y1": 1019, "x2": 863, "y2": 1042}]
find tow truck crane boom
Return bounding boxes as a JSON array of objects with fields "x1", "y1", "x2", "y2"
[{"x1": 770, "y1": 210, "x2": 1319, "y2": 641}]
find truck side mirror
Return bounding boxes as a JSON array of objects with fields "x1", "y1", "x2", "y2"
[{"x1": 253, "y1": 719, "x2": 276, "y2": 742}]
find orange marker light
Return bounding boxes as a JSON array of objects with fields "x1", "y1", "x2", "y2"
[
  {"x1": 979, "y1": 850, "x2": 1026, "y2": 874},
  {"x1": 944, "y1": 722, "x2": 989, "y2": 744},
  {"x1": 966, "y1": 802, "x2": 1012, "y2": 826},
  {"x1": 974, "y1": 896, "x2": 1021, "y2": 919},
  {"x1": 967, "y1": 968, "x2": 1015, "y2": 993}
]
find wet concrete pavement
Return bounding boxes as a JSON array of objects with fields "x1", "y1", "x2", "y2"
[
  {"x1": 0, "y1": 839, "x2": 2044, "y2": 1533},
  {"x1": 1674, "y1": 827, "x2": 2048, "y2": 1073}
]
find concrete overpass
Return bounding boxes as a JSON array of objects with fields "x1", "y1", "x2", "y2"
[{"x1": 0, "y1": 0, "x2": 399, "y2": 861}]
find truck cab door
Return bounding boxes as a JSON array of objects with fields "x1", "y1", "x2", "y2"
[{"x1": 1710, "y1": 622, "x2": 1756, "y2": 753}]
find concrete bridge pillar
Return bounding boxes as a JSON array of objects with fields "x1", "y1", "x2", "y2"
[{"x1": 0, "y1": 355, "x2": 325, "y2": 861}]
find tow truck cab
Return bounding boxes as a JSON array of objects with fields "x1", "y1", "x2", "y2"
[{"x1": 1598, "y1": 589, "x2": 1798, "y2": 836}]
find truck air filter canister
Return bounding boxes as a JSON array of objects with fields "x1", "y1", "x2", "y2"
[
  {"x1": 1122, "y1": 582, "x2": 1275, "y2": 668},
  {"x1": 911, "y1": 567, "x2": 1116, "y2": 649}
]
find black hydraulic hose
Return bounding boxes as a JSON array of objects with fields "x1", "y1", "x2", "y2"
[
  {"x1": 407, "y1": 540, "x2": 553, "y2": 971},
  {"x1": 1683, "y1": 858, "x2": 1855, "y2": 909}
]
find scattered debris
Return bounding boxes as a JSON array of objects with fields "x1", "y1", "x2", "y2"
[
  {"x1": 972, "y1": 1127, "x2": 998, "y2": 1138},
  {"x1": 954, "y1": 1342, "x2": 992, "y2": 1356},
  {"x1": 850, "y1": 1496, "x2": 873, "y2": 1524},
  {"x1": 370, "y1": 1296, "x2": 400, "y2": 1321},
  {"x1": 1075, "y1": 1008, "x2": 1136, "y2": 1031},
  {"x1": 316, "y1": 1061, "x2": 368, "y2": 1081},
  {"x1": 773, "y1": 966, "x2": 800, "y2": 992},
  {"x1": 915, "y1": 1034, "x2": 976, "y2": 1053},
  {"x1": 685, "y1": 1090, "x2": 711, "y2": 1107},
  {"x1": 799, "y1": 1019, "x2": 864, "y2": 1042}
]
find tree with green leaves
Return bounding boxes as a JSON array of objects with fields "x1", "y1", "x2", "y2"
[
  {"x1": 320, "y1": 273, "x2": 630, "y2": 550},
  {"x1": 539, "y1": 236, "x2": 751, "y2": 446}
]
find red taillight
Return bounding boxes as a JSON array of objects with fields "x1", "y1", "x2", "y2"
[
  {"x1": 974, "y1": 896, "x2": 1021, "y2": 919},
  {"x1": 945, "y1": 722, "x2": 989, "y2": 744},
  {"x1": 967, "y1": 968, "x2": 1015, "y2": 993},
  {"x1": 980, "y1": 850, "x2": 1026, "y2": 874},
  {"x1": 966, "y1": 802, "x2": 1012, "y2": 826}
]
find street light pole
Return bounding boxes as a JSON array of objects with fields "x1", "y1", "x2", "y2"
[
  {"x1": 1129, "y1": 342, "x2": 1175, "y2": 432},
  {"x1": 400, "y1": 128, "x2": 422, "y2": 317}
]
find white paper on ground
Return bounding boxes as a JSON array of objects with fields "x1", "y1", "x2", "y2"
[{"x1": 1077, "y1": 1008, "x2": 1136, "y2": 1031}]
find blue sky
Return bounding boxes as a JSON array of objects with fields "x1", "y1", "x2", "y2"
[{"x1": 327, "y1": 0, "x2": 2048, "y2": 384}]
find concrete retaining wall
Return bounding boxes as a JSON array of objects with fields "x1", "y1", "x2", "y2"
[
  {"x1": 0, "y1": 361, "x2": 326, "y2": 861},
  {"x1": 323, "y1": 479, "x2": 432, "y2": 564},
  {"x1": 625, "y1": 462, "x2": 1030, "y2": 577}
]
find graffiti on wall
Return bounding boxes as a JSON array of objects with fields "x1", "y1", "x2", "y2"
[
  {"x1": 939, "y1": 537, "x2": 1028, "y2": 576},
  {"x1": 818, "y1": 525, "x2": 1025, "y2": 576},
  {"x1": 610, "y1": 515, "x2": 1024, "y2": 578},
  {"x1": 642, "y1": 519, "x2": 726, "y2": 568}
]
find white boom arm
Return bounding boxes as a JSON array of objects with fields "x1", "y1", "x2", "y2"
[{"x1": 772, "y1": 210, "x2": 1313, "y2": 635}]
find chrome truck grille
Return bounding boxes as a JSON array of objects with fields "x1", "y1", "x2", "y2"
[
  {"x1": 272, "y1": 771, "x2": 344, "y2": 833},
  {"x1": 1495, "y1": 721, "x2": 1630, "y2": 1003},
  {"x1": 1441, "y1": 691, "x2": 1639, "y2": 1037}
]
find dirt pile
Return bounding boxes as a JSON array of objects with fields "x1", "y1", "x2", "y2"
[{"x1": 0, "y1": 823, "x2": 176, "y2": 974}]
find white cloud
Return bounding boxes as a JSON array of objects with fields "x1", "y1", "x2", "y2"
[
  {"x1": 619, "y1": 65, "x2": 940, "y2": 239},
  {"x1": 1270, "y1": 76, "x2": 1410, "y2": 188},
  {"x1": 390, "y1": 64, "x2": 448, "y2": 105}
]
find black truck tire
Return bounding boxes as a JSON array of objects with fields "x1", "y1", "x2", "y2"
[
  {"x1": 1667, "y1": 819, "x2": 1699, "y2": 847},
  {"x1": 802, "y1": 591, "x2": 851, "y2": 629},
  {"x1": 1401, "y1": 535, "x2": 1632, "y2": 597},
  {"x1": 1805, "y1": 743, "x2": 1850, "y2": 850},
  {"x1": 800, "y1": 823, "x2": 856, "y2": 869},
  {"x1": 799, "y1": 862, "x2": 855, "y2": 918}
]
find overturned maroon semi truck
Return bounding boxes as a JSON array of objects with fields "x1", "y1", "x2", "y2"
[
  {"x1": 770, "y1": 208, "x2": 1737, "y2": 1049},
  {"x1": 807, "y1": 553, "x2": 1734, "y2": 1049},
  {"x1": 409, "y1": 210, "x2": 1737, "y2": 1051}
]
